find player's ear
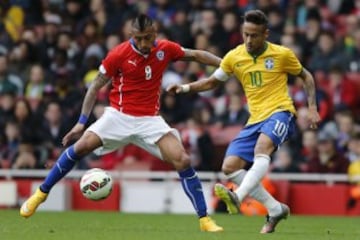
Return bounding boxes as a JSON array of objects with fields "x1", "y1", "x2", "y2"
[{"x1": 264, "y1": 28, "x2": 269, "y2": 38}]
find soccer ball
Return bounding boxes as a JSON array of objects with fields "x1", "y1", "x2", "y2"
[{"x1": 80, "y1": 168, "x2": 113, "y2": 201}]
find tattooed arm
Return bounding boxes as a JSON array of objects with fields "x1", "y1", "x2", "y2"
[
  {"x1": 298, "y1": 68, "x2": 321, "y2": 129},
  {"x1": 62, "y1": 73, "x2": 111, "y2": 146},
  {"x1": 80, "y1": 72, "x2": 111, "y2": 117},
  {"x1": 180, "y1": 48, "x2": 222, "y2": 67}
]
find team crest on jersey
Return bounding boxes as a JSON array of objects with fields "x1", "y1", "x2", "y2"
[
  {"x1": 156, "y1": 50, "x2": 164, "y2": 61},
  {"x1": 264, "y1": 58, "x2": 274, "y2": 70}
]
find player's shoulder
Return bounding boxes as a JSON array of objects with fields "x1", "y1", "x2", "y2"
[
  {"x1": 225, "y1": 44, "x2": 247, "y2": 58},
  {"x1": 267, "y1": 42, "x2": 293, "y2": 55},
  {"x1": 155, "y1": 39, "x2": 181, "y2": 49}
]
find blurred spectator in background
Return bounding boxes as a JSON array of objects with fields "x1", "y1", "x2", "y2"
[
  {"x1": 41, "y1": 101, "x2": 71, "y2": 164},
  {"x1": 191, "y1": 8, "x2": 226, "y2": 48},
  {"x1": 304, "y1": 130, "x2": 349, "y2": 173},
  {"x1": 0, "y1": 0, "x2": 25, "y2": 47},
  {"x1": 160, "y1": 92, "x2": 189, "y2": 125},
  {"x1": 61, "y1": 0, "x2": 88, "y2": 33},
  {"x1": 0, "y1": 53, "x2": 23, "y2": 97},
  {"x1": 347, "y1": 132, "x2": 360, "y2": 163},
  {"x1": 8, "y1": 40, "x2": 38, "y2": 80},
  {"x1": 267, "y1": 6, "x2": 285, "y2": 44},
  {"x1": 11, "y1": 98, "x2": 45, "y2": 169},
  {"x1": 221, "y1": 11, "x2": 242, "y2": 53},
  {"x1": 296, "y1": 129, "x2": 319, "y2": 172},
  {"x1": 288, "y1": 107, "x2": 312, "y2": 154},
  {"x1": 308, "y1": 30, "x2": 343, "y2": 73},
  {"x1": 213, "y1": 78, "x2": 243, "y2": 116},
  {"x1": 346, "y1": 28, "x2": 360, "y2": 72},
  {"x1": 24, "y1": 64, "x2": 48, "y2": 111},
  {"x1": 38, "y1": 12, "x2": 62, "y2": 68},
  {"x1": 325, "y1": 64, "x2": 359, "y2": 114},
  {"x1": 181, "y1": 118, "x2": 214, "y2": 171},
  {"x1": 168, "y1": 9, "x2": 193, "y2": 48},
  {"x1": 347, "y1": 133, "x2": 360, "y2": 207},
  {"x1": 147, "y1": 0, "x2": 176, "y2": 28},
  {"x1": 322, "y1": 108, "x2": 358, "y2": 152},
  {"x1": 216, "y1": 93, "x2": 249, "y2": 127},
  {"x1": 271, "y1": 145, "x2": 300, "y2": 173},
  {"x1": 340, "y1": 14, "x2": 360, "y2": 56},
  {"x1": 0, "y1": 90, "x2": 16, "y2": 128},
  {"x1": 53, "y1": 72, "x2": 83, "y2": 119},
  {"x1": 0, "y1": 121, "x2": 20, "y2": 169},
  {"x1": 335, "y1": 110, "x2": 357, "y2": 152},
  {"x1": 297, "y1": 9, "x2": 322, "y2": 63}
]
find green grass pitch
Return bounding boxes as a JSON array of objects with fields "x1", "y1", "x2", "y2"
[{"x1": 1, "y1": 210, "x2": 359, "y2": 240}]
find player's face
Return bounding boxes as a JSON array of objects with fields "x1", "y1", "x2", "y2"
[
  {"x1": 131, "y1": 26, "x2": 157, "y2": 54},
  {"x1": 242, "y1": 22, "x2": 268, "y2": 54}
]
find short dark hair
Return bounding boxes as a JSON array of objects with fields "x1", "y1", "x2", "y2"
[
  {"x1": 132, "y1": 14, "x2": 153, "y2": 31},
  {"x1": 244, "y1": 10, "x2": 268, "y2": 27}
]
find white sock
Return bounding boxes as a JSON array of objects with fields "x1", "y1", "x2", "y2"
[
  {"x1": 226, "y1": 169, "x2": 247, "y2": 185},
  {"x1": 249, "y1": 183, "x2": 282, "y2": 216},
  {"x1": 227, "y1": 167, "x2": 281, "y2": 216},
  {"x1": 234, "y1": 154, "x2": 270, "y2": 202}
]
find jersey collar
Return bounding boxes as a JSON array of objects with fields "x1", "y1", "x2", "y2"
[
  {"x1": 129, "y1": 38, "x2": 158, "y2": 58},
  {"x1": 248, "y1": 42, "x2": 268, "y2": 60}
]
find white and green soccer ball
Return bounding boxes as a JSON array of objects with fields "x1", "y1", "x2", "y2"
[{"x1": 80, "y1": 168, "x2": 113, "y2": 201}]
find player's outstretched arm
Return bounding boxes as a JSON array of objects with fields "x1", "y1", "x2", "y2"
[
  {"x1": 180, "y1": 49, "x2": 222, "y2": 67},
  {"x1": 62, "y1": 72, "x2": 111, "y2": 146},
  {"x1": 298, "y1": 68, "x2": 321, "y2": 129},
  {"x1": 167, "y1": 74, "x2": 222, "y2": 94}
]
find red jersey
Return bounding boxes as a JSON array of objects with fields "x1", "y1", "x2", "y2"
[{"x1": 100, "y1": 39, "x2": 185, "y2": 116}]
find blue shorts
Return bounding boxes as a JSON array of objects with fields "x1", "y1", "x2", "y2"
[{"x1": 225, "y1": 111, "x2": 296, "y2": 162}]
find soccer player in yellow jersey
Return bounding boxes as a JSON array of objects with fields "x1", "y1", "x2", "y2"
[{"x1": 167, "y1": 10, "x2": 321, "y2": 233}]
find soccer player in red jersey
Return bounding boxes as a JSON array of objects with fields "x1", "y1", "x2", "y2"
[{"x1": 20, "y1": 14, "x2": 223, "y2": 232}]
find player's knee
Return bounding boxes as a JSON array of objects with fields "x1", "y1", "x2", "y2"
[
  {"x1": 74, "y1": 140, "x2": 94, "y2": 156},
  {"x1": 172, "y1": 153, "x2": 191, "y2": 171},
  {"x1": 221, "y1": 156, "x2": 247, "y2": 175},
  {"x1": 254, "y1": 144, "x2": 273, "y2": 155},
  {"x1": 221, "y1": 162, "x2": 237, "y2": 175},
  {"x1": 254, "y1": 136, "x2": 275, "y2": 155}
]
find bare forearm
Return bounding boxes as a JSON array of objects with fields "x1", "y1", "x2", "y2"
[
  {"x1": 188, "y1": 76, "x2": 221, "y2": 92},
  {"x1": 182, "y1": 49, "x2": 221, "y2": 67},
  {"x1": 81, "y1": 73, "x2": 110, "y2": 116},
  {"x1": 301, "y1": 69, "x2": 317, "y2": 108}
]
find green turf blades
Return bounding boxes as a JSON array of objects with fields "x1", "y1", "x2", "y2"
[{"x1": 1, "y1": 210, "x2": 359, "y2": 240}]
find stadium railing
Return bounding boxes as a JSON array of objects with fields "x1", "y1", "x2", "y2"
[{"x1": 0, "y1": 169, "x2": 359, "y2": 183}]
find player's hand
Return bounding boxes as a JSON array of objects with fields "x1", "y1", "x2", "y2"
[
  {"x1": 166, "y1": 84, "x2": 184, "y2": 94},
  {"x1": 62, "y1": 123, "x2": 85, "y2": 146},
  {"x1": 308, "y1": 106, "x2": 321, "y2": 129}
]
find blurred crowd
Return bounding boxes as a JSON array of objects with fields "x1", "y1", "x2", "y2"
[{"x1": 0, "y1": 0, "x2": 360, "y2": 175}]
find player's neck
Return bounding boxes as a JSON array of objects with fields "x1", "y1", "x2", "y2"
[{"x1": 249, "y1": 42, "x2": 268, "y2": 58}]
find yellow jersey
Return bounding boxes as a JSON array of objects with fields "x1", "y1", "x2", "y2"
[{"x1": 220, "y1": 42, "x2": 302, "y2": 125}]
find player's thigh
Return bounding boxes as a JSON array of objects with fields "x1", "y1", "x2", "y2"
[
  {"x1": 156, "y1": 132, "x2": 187, "y2": 165},
  {"x1": 86, "y1": 107, "x2": 133, "y2": 155},
  {"x1": 225, "y1": 125, "x2": 261, "y2": 163},
  {"x1": 254, "y1": 133, "x2": 276, "y2": 156},
  {"x1": 257, "y1": 111, "x2": 295, "y2": 154},
  {"x1": 132, "y1": 116, "x2": 185, "y2": 162},
  {"x1": 74, "y1": 131, "x2": 103, "y2": 155},
  {"x1": 222, "y1": 155, "x2": 249, "y2": 175}
]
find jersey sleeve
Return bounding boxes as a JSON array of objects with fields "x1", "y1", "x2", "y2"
[
  {"x1": 282, "y1": 48, "x2": 302, "y2": 75},
  {"x1": 165, "y1": 40, "x2": 185, "y2": 61},
  {"x1": 220, "y1": 50, "x2": 234, "y2": 75},
  {"x1": 101, "y1": 47, "x2": 121, "y2": 78}
]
